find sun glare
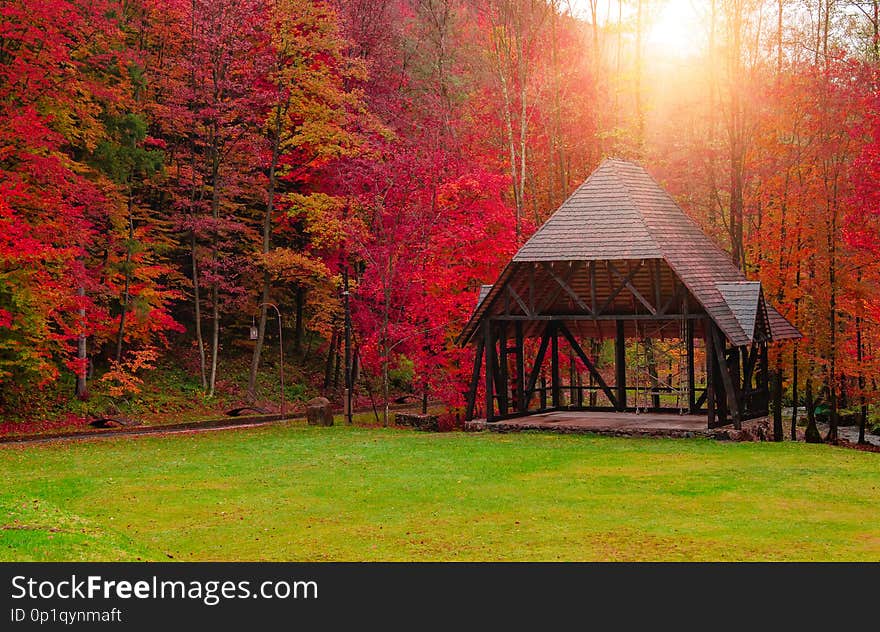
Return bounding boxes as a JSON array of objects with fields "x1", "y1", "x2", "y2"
[{"x1": 646, "y1": 0, "x2": 703, "y2": 59}]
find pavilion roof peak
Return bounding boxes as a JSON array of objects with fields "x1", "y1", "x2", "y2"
[
  {"x1": 513, "y1": 158, "x2": 663, "y2": 263},
  {"x1": 460, "y1": 159, "x2": 800, "y2": 346}
]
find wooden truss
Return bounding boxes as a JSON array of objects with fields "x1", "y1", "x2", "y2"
[{"x1": 464, "y1": 260, "x2": 770, "y2": 429}]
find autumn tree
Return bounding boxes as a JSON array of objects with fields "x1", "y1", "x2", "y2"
[
  {"x1": 0, "y1": 0, "x2": 179, "y2": 412},
  {"x1": 247, "y1": 0, "x2": 369, "y2": 402}
]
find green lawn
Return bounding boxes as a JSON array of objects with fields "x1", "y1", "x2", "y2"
[{"x1": 1, "y1": 423, "x2": 878, "y2": 561}]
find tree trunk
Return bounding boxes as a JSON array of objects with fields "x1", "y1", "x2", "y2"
[
  {"x1": 248, "y1": 274, "x2": 271, "y2": 401},
  {"x1": 248, "y1": 105, "x2": 283, "y2": 400},
  {"x1": 115, "y1": 190, "x2": 134, "y2": 363},
  {"x1": 333, "y1": 335, "x2": 342, "y2": 389},
  {"x1": 635, "y1": 0, "x2": 644, "y2": 150},
  {"x1": 208, "y1": 137, "x2": 221, "y2": 398},
  {"x1": 517, "y1": 27, "x2": 528, "y2": 230},
  {"x1": 790, "y1": 229, "x2": 802, "y2": 440},
  {"x1": 776, "y1": 0, "x2": 783, "y2": 76},
  {"x1": 589, "y1": 0, "x2": 601, "y2": 159},
  {"x1": 874, "y1": 0, "x2": 879, "y2": 62},
  {"x1": 294, "y1": 286, "x2": 305, "y2": 355},
  {"x1": 75, "y1": 285, "x2": 88, "y2": 399},
  {"x1": 191, "y1": 231, "x2": 207, "y2": 390},
  {"x1": 323, "y1": 330, "x2": 338, "y2": 391},
  {"x1": 772, "y1": 362, "x2": 783, "y2": 441},
  {"x1": 491, "y1": 21, "x2": 521, "y2": 242},
  {"x1": 188, "y1": 0, "x2": 207, "y2": 391},
  {"x1": 821, "y1": 0, "x2": 839, "y2": 443},
  {"x1": 209, "y1": 284, "x2": 219, "y2": 397},
  {"x1": 381, "y1": 262, "x2": 391, "y2": 427},
  {"x1": 791, "y1": 342, "x2": 799, "y2": 440},
  {"x1": 857, "y1": 293, "x2": 867, "y2": 444},
  {"x1": 804, "y1": 375, "x2": 822, "y2": 443},
  {"x1": 550, "y1": 2, "x2": 563, "y2": 202},
  {"x1": 725, "y1": 0, "x2": 746, "y2": 270},
  {"x1": 614, "y1": 0, "x2": 622, "y2": 119}
]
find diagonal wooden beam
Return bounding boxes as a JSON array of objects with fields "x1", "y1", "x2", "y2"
[
  {"x1": 557, "y1": 321, "x2": 618, "y2": 408},
  {"x1": 600, "y1": 260, "x2": 644, "y2": 314},
  {"x1": 607, "y1": 260, "x2": 656, "y2": 315},
  {"x1": 508, "y1": 285, "x2": 532, "y2": 317},
  {"x1": 541, "y1": 262, "x2": 591, "y2": 314},
  {"x1": 695, "y1": 388, "x2": 708, "y2": 409},
  {"x1": 539, "y1": 262, "x2": 581, "y2": 313},
  {"x1": 525, "y1": 323, "x2": 552, "y2": 404},
  {"x1": 659, "y1": 281, "x2": 686, "y2": 316}
]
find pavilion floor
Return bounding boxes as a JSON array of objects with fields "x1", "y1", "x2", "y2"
[{"x1": 465, "y1": 410, "x2": 765, "y2": 440}]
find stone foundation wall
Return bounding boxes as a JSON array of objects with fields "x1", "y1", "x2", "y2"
[
  {"x1": 395, "y1": 413, "x2": 439, "y2": 432},
  {"x1": 466, "y1": 416, "x2": 772, "y2": 442}
]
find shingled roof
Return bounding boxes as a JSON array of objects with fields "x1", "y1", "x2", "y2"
[
  {"x1": 476, "y1": 284, "x2": 493, "y2": 309},
  {"x1": 461, "y1": 158, "x2": 801, "y2": 346}
]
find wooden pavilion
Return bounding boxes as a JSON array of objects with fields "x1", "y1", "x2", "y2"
[{"x1": 459, "y1": 159, "x2": 801, "y2": 429}]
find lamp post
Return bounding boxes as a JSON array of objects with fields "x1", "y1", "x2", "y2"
[{"x1": 251, "y1": 302, "x2": 284, "y2": 419}]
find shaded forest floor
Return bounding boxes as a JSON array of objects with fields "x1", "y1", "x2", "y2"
[
  {"x1": 0, "y1": 345, "x2": 414, "y2": 437},
  {"x1": 1, "y1": 423, "x2": 878, "y2": 561}
]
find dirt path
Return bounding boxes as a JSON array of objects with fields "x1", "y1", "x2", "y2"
[
  {"x1": 0, "y1": 401, "x2": 431, "y2": 447},
  {"x1": 0, "y1": 414, "x2": 296, "y2": 447}
]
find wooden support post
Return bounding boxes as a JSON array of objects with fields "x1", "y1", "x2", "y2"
[
  {"x1": 615, "y1": 320, "x2": 626, "y2": 411},
  {"x1": 759, "y1": 341, "x2": 770, "y2": 418},
  {"x1": 515, "y1": 320, "x2": 526, "y2": 412},
  {"x1": 550, "y1": 321, "x2": 561, "y2": 408},
  {"x1": 498, "y1": 321, "x2": 508, "y2": 416},
  {"x1": 705, "y1": 319, "x2": 716, "y2": 427},
  {"x1": 653, "y1": 260, "x2": 662, "y2": 311},
  {"x1": 760, "y1": 342, "x2": 769, "y2": 388},
  {"x1": 687, "y1": 319, "x2": 696, "y2": 413},
  {"x1": 742, "y1": 345, "x2": 757, "y2": 391},
  {"x1": 712, "y1": 326, "x2": 742, "y2": 429},
  {"x1": 484, "y1": 320, "x2": 494, "y2": 421},
  {"x1": 648, "y1": 339, "x2": 661, "y2": 410},
  {"x1": 589, "y1": 261, "x2": 597, "y2": 314},
  {"x1": 589, "y1": 340, "x2": 599, "y2": 407},
  {"x1": 464, "y1": 338, "x2": 485, "y2": 421}
]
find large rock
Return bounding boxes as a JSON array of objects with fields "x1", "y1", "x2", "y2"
[{"x1": 306, "y1": 397, "x2": 333, "y2": 426}]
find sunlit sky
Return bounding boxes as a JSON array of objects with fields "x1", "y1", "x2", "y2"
[
  {"x1": 645, "y1": 0, "x2": 703, "y2": 58},
  {"x1": 570, "y1": 0, "x2": 704, "y2": 59}
]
